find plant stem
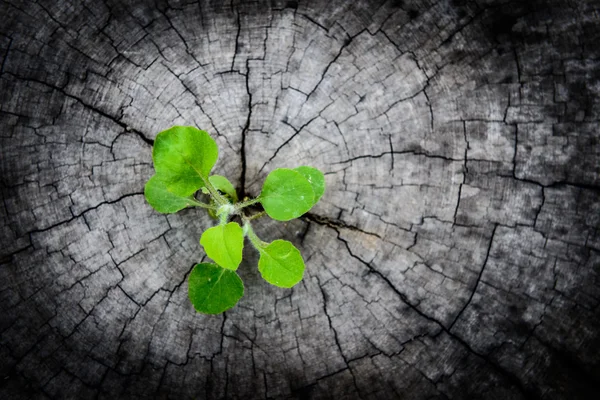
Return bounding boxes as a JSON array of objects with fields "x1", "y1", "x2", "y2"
[
  {"x1": 201, "y1": 176, "x2": 229, "y2": 206},
  {"x1": 234, "y1": 197, "x2": 261, "y2": 212},
  {"x1": 188, "y1": 198, "x2": 217, "y2": 210},
  {"x1": 217, "y1": 204, "x2": 234, "y2": 225},
  {"x1": 219, "y1": 211, "x2": 229, "y2": 225},
  {"x1": 243, "y1": 220, "x2": 268, "y2": 250},
  {"x1": 246, "y1": 211, "x2": 266, "y2": 221}
]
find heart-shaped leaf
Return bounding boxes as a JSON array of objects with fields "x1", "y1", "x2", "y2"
[
  {"x1": 200, "y1": 222, "x2": 244, "y2": 271},
  {"x1": 209, "y1": 175, "x2": 238, "y2": 203},
  {"x1": 188, "y1": 263, "x2": 244, "y2": 314},
  {"x1": 294, "y1": 166, "x2": 325, "y2": 205},
  {"x1": 144, "y1": 175, "x2": 198, "y2": 214},
  {"x1": 260, "y1": 168, "x2": 314, "y2": 221},
  {"x1": 258, "y1": 240, "x2": 305, "y2": 288},
  {"x1": 152, "y1": 126, "x2": 218, "y2": 197}
]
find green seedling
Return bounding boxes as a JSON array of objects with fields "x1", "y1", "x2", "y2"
[{"x1": 144, "y1": 126, "x2": 325, "y2": 314}]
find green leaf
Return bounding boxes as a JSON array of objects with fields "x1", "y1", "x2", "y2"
[
  {"x1": 144, "y1": 175, "x2": 196, "y2": 214},
  {"x1": 259, "y1": 168, "x2": 314, "y2": 221},
  {"x1": 294, "y1": 166, "x2": 325, "y2": 204},
  {"x1": 207, "y1": 176, "x2": 236, "y2": 219},
  {"x1": 200, "y1": 222, "x2": 244, "y2": 271},
  {"x1": 152, "y1": 126, "x2": 218, "y2": 196},
  {"x1": 258, "y1": 240, "x2": 305, "y2": 288},
  {"x1": 209, "y1": 175, "x2": 238, "y2": 203},
  {"x1": 188, "y1": 263, "x2": 244, "y2": 314}
]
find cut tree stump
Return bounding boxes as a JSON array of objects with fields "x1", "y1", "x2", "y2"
[{"x1": 1, "y1": 0, "x2": 599, "y2": 399}]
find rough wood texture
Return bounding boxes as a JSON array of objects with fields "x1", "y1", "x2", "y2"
[{"x1": 1, "y1": 0, "x2": 599, "y2": 399}]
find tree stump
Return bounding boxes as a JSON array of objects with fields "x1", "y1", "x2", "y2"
[{"x1": 1, "y1": 0, "x2": 599, "y2": 399}]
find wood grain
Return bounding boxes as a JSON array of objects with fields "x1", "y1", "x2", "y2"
[{"x1": 1, "y1": 0, "x2": 599, "y2": 398}]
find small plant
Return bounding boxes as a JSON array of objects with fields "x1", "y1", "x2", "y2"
[{"x1": 144, "y1": 126, "x2": 325, "y2": 314}]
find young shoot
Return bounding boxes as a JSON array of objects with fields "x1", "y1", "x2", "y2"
[{"x1": 144, "y1": 126, "x2": 325, "y2": 314}]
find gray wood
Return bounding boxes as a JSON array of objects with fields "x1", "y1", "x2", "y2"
[{"x1": 1, "y1": 0, "x2": 599, "y2": 399}]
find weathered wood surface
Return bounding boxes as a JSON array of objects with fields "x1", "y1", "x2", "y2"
[{"x1": 1, "y1": 0, "x2": 599, "y2": 398}]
